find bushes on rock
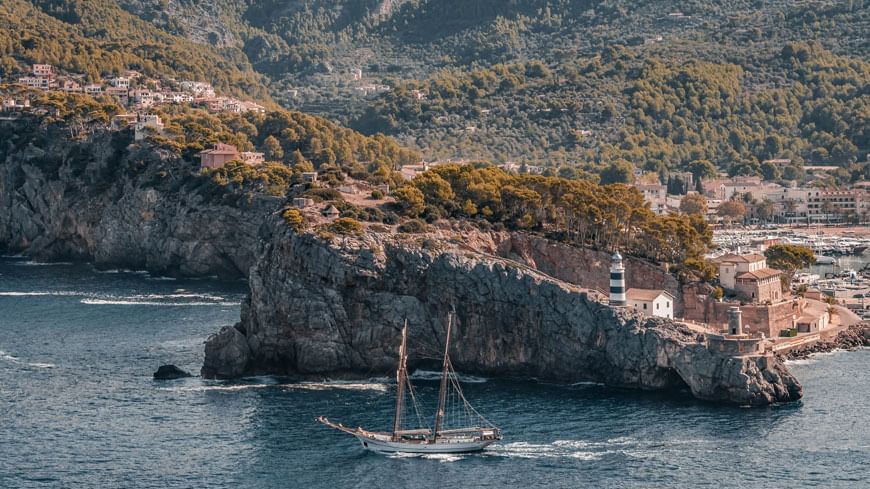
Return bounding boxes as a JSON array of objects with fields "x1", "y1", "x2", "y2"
[
  {"x1": 330, "y1": 217, "x2": 363, "y2": 235},
  {"x1": 398, "y1": 219, "x2": 428, "y2": 233},
  {"x1": 282, "y1": 208, "x2": 305, "y2": 232}
]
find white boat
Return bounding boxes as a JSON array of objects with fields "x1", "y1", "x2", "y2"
[{"x1": 318, "y1": 315, "x2": 502, "y2": 454}]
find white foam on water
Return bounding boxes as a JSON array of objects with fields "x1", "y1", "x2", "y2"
[
  {"x1": 159, "y1": 381, "x2": 388, "y2": 393},
  {"x1": 0, "y1": 350, "x2": 56, "y2": 369},
  {"x1": 81, "y1": 298, "x2": 238, "y2": 306},
  {"x1": 411, "y1": 370, "x2": 487, "y2": 383},
  {"x1": 487, "y1": 439, "x2": 635, "y2": 460},
  {"x1": 420, "y1": 453, "x2": 463, "y2": 463},
  {"x1": 11, "y1": 261, "x2": 74, "y2": 266},
  {"x1": 387, "y1": 452, "x2": 421, "y2": 459},
  {"x1": 0, "y1": 291, "x2": 84, "y2": 297}
]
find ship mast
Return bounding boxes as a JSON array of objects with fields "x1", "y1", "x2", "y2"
[
  {"x1": 391, "y1": 320, "x2": 409, "y2": 441},
  {"x1": 433, "y1": 313, "x2": 453, "y2": 440}
]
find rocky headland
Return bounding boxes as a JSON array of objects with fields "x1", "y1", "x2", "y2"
[
  {"x1": 201, "y1": 223, "x2": 802, "y2": 406},
  {"x1": 1, "y1": 125, "x2": 802, "y2": 406}
]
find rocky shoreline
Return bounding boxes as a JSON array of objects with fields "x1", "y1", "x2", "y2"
[
  {"x1": 778, "y1": 324, "x2": 870, "y2": 361},
  {"x1": 201, "y1": 226, "x2": 802, "y2": 406}
]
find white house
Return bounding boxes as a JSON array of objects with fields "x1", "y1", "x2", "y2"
[{"x1": 626, "y1": 289, "x2": 675, "y2": 319}]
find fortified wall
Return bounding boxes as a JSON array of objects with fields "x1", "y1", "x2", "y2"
[{"x1": 682, "y1": 283, "x2": 804, "y2": 337}]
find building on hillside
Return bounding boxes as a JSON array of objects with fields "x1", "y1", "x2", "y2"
[
  {"x1": 105, "y1": 86, "x2": 129, "y2": 105},
  {"x1": 199, "y1": 144, "x2": 240, "y2": 169},
  {"x1": 634, "y1": 184, "x2": 668, "y2": 215},
  {"x1": 129, "y1": 89, "x2": 154, "y2": 108},
  {"x1": 626, "y1": 289, "x2": 674, "y2": 319},
  {"x1": 111, "y1": 113, "x2": 139, "y2": 130},
  {"x1": 292, "y1": 198, "x2": 315, "y2": 209},
  {"x1": 239, "y1": 151, "x2": 265, "y2": 166},
  {"x1": 59, "y1": 79, "x2": 82, "y2": 92},
  {"x1": 32, "y1": 64, "x2": 54, "y2": 78},
  {"x1": 702, "y1": 176, "x2": 763, "y2": 200},
  {"x1": 84, "y1": 84, "x2": 102, "y2": 96},
  {"x1": 301, "y1": 172, "x2": 318, "y2": 183},
  {"x1": 198, "y1": 145, "x2": 264, "y2": 169},
  {"x1": 18, "y1": 76, "x2": 50, "y2": 90},
  {"x1": 714, "y1": 253, "x2": 784, "y2": 303},
  {"x1": 180, "y1": 81, "x2": 215, "y2": 97},
  {"x1": 134, "y1": 114, "x2": 164, "y2": 141},
  {"x1": 108, "y1": 77, "x2": 130, "y2": 88},
  {"x1": 322, "y1": 204, "x2": 340, "y2": 218}
]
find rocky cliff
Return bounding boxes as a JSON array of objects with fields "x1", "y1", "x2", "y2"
[
  {"x1": 0, "y1": 124, "x2": 279, "y2": 277},
  {"x1": 1, "y1": 123, "x2": 803, "y2": 406},
  {"x1": 202, "y1": 223, "x2": 802, "y2": 406}
]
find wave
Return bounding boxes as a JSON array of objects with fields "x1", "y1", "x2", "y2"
[
  {"x1": 483, "y1": 437, "x2": 659, "y2": 461},
  {"x1": 385, "y1": 452, "x2": 465, "y2": 463},
  {"x1": 410, "y1": 370, "x2": 488, "y2": 383},
  {"x1": 157, "y1": 380, "x2": 389, "y2": 393},
  {"x1": 10, "y1": 261, "x2": 74, "y2": 266},
  {"x1": 81, "y1": 298, "x2": 238, "y2": 306},
  {"x1": 0, "y1": 291, "x2": 84, "y2": 297},
  {"x1": 0, "y1": 350, "x2": 56, "y2": 369}
]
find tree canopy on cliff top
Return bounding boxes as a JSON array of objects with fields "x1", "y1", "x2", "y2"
[{"x1": 399, "y1": 164, "x2": 712, "y2": 264}]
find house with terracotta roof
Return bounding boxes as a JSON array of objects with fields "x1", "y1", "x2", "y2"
[
  {"x1": 626, "y1": 289, "x2": 674, "y2": 319},
  {"x1": 714, "y1": 253, "x2": 784, "y2": 303},
  {"x1": 198, "y1": 144, "x2": 265, "y2": 169},
  {"x1": 199, "y1": 144, "x2": 240, "y2": 169}
]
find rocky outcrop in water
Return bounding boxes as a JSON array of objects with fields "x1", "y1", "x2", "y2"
[
  {"x1": 201, "y1": 225, "x2": 802, "y2": 406},
  {"x1": 153, "y1": 364, "x2": 193, "y2": 380}
]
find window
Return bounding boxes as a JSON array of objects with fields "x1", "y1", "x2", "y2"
[
  {"x1": 656, "y1": 303, "x2": 660, "y2": 310},
  {"x1": 666, "y1": 301, "x2": 670, "y2": 307},
  {"x1": 643, "y1": 303, "x2": 647, "y2": 310}
]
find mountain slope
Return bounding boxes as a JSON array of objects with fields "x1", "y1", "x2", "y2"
[{"x1": 0, "y1": 0, "x2": 273, "y2": 102}]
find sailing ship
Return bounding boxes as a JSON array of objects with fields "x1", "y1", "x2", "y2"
[{"x1": 318, "y1": 314, "x2": 501, "y2": 454}]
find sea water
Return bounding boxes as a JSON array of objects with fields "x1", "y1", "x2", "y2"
[{"x1": 1, "y1": 257, "x2": 867, "y2": 488}]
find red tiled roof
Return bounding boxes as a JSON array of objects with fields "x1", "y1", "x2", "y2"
[
  {"x1": 735, "y1": 268, "x2": 782, "y2": 280},
  {"x1": 714, "y1": 253, "x2": 766, "y2": 264}
]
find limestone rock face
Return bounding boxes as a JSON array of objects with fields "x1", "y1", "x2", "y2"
[
  {"x1": 203, "y1": 228, "x2": 802, "y2": 406},
  {"x1": 202, "y1": 324, "x2": 252, "y2": 378},
  {"x1": 0, "y1": 128, "x2": 278, "y2": 278}
]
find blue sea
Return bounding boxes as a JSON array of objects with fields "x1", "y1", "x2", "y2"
[{"x1": 1, "y1": 257, "x2": 867, "y2": 488}]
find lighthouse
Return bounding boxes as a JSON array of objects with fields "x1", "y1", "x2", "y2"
[{"x1": 610, "y1": 251, "x2": 626, "y2": 306}]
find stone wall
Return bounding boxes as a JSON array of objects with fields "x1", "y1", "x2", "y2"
[
  {"x1": 682, "y1": 283, "x2": 803, "y2": 337},
  {"x1": 490, "y1": 233, "x2": 683, "y2": 314}
]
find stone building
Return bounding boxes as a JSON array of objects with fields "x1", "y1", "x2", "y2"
[
  {"x1": 714, "y1": 253, "x2": 784, "y2": 303},
  {"x1": 199, "y1": 144, "x2": 240, "y2": 169}
]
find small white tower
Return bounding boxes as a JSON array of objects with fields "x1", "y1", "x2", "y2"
[
  {"x1": 610, "y1": 251, "x2": 626, "y2": 306},
  {"x1": 728, "y1": 306, "x2": 743, "y2": 335}
]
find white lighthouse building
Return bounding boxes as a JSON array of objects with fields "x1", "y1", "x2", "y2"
[{"x1": 610, "y1": 252, "x2": 626, "y2": 306}]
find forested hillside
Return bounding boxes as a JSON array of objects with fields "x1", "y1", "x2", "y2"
[
  {"x1": 0, "y1": 0, "x2": 272, "y2": 101},
  {"x1": 2, "y1": 0, "x2": 868, "y2": 178}
]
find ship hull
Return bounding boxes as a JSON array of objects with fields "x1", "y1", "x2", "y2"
[{"x1": 353, "y1": 435, "x2": 497, "y2": 454}]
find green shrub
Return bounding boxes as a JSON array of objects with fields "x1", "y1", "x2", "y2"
[
  {"x1": 282, "y1": 208, "x2": 305, "y2": 232},
  {"x1": 398, "y1": 219, "x2": 428, "y2": 233},
  {"x1": 371, "y1": 189, "x2": 384, "y2": 199},
  {"x1": 330, "y1": 217, "x2": 363, "y2": 235}
]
